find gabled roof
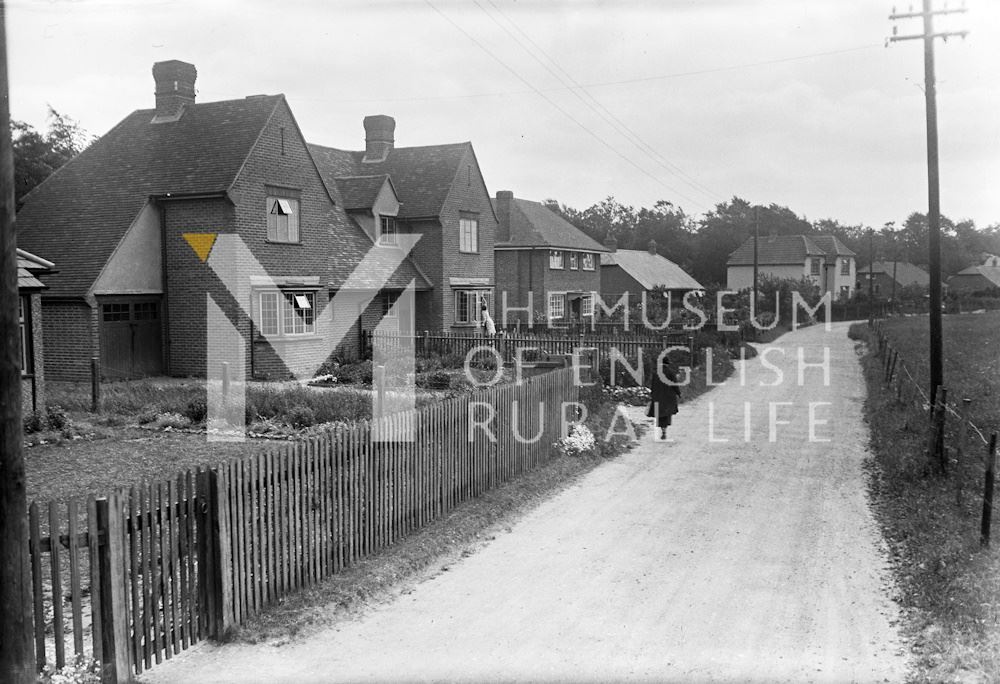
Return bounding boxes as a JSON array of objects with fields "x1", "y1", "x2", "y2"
[
  {"x1": 601, "y1": 249, "x2": 703, "y2": 291},
  {"x1": 857, "y1": 261, "x2": 930, "y2": 287},
  {"x1": 310, "y1": 142, "x2": 476, "y2": 220},
  {"x1": 810, "y1": 235, "x2": 856, "y2": 257},
  {"x1": 17, "y1": 248, "x2": 55, "y2": 291},
  {"x1": 335, "y1": 174, "x2": 396, "y2": 211},
  {"x1": 727, "y1": 235, "x2": 826, "y2": 266},
  {"x1": 493, "y1": 197, "x2": 607, "y2": 252},
  {"x1": 16, "y1": 95, "x2": 284, "y2": 297},
  {"x1": 950, "y1": 265, "x2": 1000, "y2": 288}
]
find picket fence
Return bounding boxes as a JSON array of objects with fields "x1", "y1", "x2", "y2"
[{"x1": 28, "y1": 367, "x2": 581, "y2": 682}]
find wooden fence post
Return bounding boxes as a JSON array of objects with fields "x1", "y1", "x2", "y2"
[
  {"x1": 96, "y1": 494, "x2": 132, "y2": 683},
  {"x1": 956, "y1": 398, "x2": 970, "y2": 507},
  {"x1": 981, "y1": 432, "x2": 997, "y2": 548},
  {"x1": 91, "y1": 357, "x2": 101, "y2": 413},
  {"x1": 207, "y1": 469, "x2": 234, "y2": 638}
]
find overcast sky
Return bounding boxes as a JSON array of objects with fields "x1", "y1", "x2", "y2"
[{"x1": 8, "y1": 0, "x2": 999, "y2": 229}]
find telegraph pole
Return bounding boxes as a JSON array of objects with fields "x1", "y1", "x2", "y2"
[
  {"x1": 868, "y1": 228, "x2": 875, "y2": 311},
  {"x1": 0, "y1": 3, "x2": 37, "y2": 681},
  {"x1": 752, "y1": 206, "x2": 759, "y2": 316},
  {"x1": 889, "y1": 0, "x2": 968, "y2": 407}
]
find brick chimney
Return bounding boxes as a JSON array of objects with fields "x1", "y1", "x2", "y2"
[
  {"x1": 152, "y1": 60, "x2": 197, "y2": 121},
  {"x1": 647, "y1": 239, "x2": 658, "y2": 255},
  {"x1": 495, "y1": 191, "x2": 513, "y2": 242},
  {"x1": 363, "y1": 115, "x2": 395, "y2": 162},
  {"x1": 604, "y1": 235, "x2": 617, "y2": 253}
]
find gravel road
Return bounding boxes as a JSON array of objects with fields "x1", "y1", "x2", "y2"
[{"x1": 144, "y1": 322, "x2": 907, "y2": 683}]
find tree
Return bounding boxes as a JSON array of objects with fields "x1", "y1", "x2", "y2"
[{"x1": 12, "y1": 107, "x2": 90, "y2": 203}]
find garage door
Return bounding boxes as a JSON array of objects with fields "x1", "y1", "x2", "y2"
[{"x1": 100, "y1": 298, "x2": 163, "y2": 379}]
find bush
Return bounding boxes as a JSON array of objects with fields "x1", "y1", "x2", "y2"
[
  {"x1": 152, "y1": 412, "x2": 191, "y2": 430},
  {"x1": 337, "y1": 360, "x2": 373, "y2": 385},
  {"x1": 38, "y1": 655, "x2": 101, "y2": 683},
  {"x1": 183, "y1": 398, "x2": 208, "y2": 424},
  {"x1": 418, "y1": 370, "x2": 452, "y2": 390},
  {"x1": 285, "y1": 405, "x2": 317, "y2": 429},
  {"x1": 46, "y1": 405, "x2": 68, "y2": 430},
  {"x1": 23, "y1": 411, "x2": 46, "y2": 434}
]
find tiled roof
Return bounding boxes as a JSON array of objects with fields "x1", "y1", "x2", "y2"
[
  {"x1": 601, "y1": 249, "x2": 703, "y2": 291},
  {"x1": 310, "y1": 142, "x2": 471, "y2": 219},
  {"x1": 16, "y1": 96, "x2": 284, "y2": 297},
  {"x1": 951, "y1": 265, "x2": 1000, "y2": 288},
  {"x1": 17, "y1": 248, "x2": 54, "y2": 290},
  {"x1": 493, "y1": 197, "x2": 608, "y2": 252},
  {"x1": 857, "y1": 261, "x2": 930, "y2": 286},
  {"x1": 727, "y1": 235, "x2": 826, "y2": 266},
  {"x1": 810, "y1": 235, "x2": 856, "y2": 257},
  {"x1": 334, "y1": 175, "x2": 392, "y2": 211}
]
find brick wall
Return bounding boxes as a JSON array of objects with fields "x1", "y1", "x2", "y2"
[
  {"x1": 41, "y1": 299, "x2": 97, "y2": 382},
  {"x1": 600, "y1": 264, "x2": 642, "y2": 302},
  {"x1": 496, "y1": 250, "x2": 601, "y2": 325}
]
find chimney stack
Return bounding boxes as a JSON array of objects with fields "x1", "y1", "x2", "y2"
[
  {"x1": 495, "y1": 191, "x2": 513, "y2": 242},
  {"x1": 363, "y1": 115, "x2": 395, "y2": 162},
  {"x1": 604, "y1": 235, "x2": 617, "y2": 253},
  {"x1": 647, "y1": 239, "x2": 657, "y2": 255},
  {"x1": 152, "y1": 60, "x2": 197, "y2": 121}
]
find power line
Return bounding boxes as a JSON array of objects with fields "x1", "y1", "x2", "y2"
[
  {"x1": 424, "y1": 0, "x2": 709, "y2": 210},
  {"x1": 480, "y1": 0, "x2": 721, "y2": 205}
]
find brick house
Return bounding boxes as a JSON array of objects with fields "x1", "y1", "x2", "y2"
[
  {"x1": 856, "y1": 261, "x2": 930, "y2": 299},
  {"x1": 18, "y1": 249, "x2": 54, "y2": 411},
  {"x1": 310, "y1": 116, "x2": 497, "y2": 333},
  {"x1": 600, "y1": 238, "x2": 703, "y2": 308},
  {"x1": 947, "y1": 255, "x2": 1000, "y2": 294},
  {"x1": 16, "y1": 60, "x2": 425, "y2": 381},
  {"x1": 726, "y1": 234, "x2": 855, "y2": 299},
  {"x1": 492, "y1": 191, "x2": 607, "y2": 326}
]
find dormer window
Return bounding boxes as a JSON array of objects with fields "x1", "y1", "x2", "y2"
[
  {"x1": 379, "y1": 216, "x2": 397, "y2": 246},
  {"x1": 267, "y1": 197, "x2": 300, "y2": 243}
]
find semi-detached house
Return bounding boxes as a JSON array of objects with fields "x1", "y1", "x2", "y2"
[{"x1": 16, "y1": 60, "x2": 492, "y2": 381}]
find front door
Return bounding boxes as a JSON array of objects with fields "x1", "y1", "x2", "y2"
[{"x1": 99, "y1": 297, "x2": 163, "y2": 379}]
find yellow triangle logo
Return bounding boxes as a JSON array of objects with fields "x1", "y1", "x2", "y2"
[{"x1": 183, "y1": 233, "x2": 217, "y2": 263}]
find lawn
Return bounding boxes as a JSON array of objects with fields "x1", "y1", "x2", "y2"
[{"x1": 851, "y1": 311, "x2": 1000, "y2": 683}]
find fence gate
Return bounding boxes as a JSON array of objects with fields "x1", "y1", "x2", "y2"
[{"x1": 99, "y1": 297, "x2": 163, "y2": 379}]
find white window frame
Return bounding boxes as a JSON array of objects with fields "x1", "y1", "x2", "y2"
[
  {"x1": 548, "y1": 292, "x2": 565, "y2": 319},
  {"x1": 581, "y1": 293, "x2": 595, "y2": 317},
  {"x1": 582, "y1": 253, "x2": 595, "y2": 271},
  {"x1": 382, "y1": 292, "x2": 397, "y2": 318},
  {"x1": 267, "y1": 196, "x2": 300, "y2": 243},
  {"x1": 258, "y1": 290, "x2": 315, "y2": 337},
  {"x1": 459, "y1": 216, "x2": 479, "y2": 253},
  {"x1": 379, "y1": 215, "x2": 397, "y2": 246},
  {"x1": 810, "y1": 257, "x2": 821, "y2": 276},
  {"x1": 454, "y1": 289, "x2": 491, "y2": 325},
  {"x1": 569, "y1": 252, "x2": 579, "y2": 270},
  {"x1": 840, "y1": 258, "x2": 850, "y2": 276},
  {"x1": 549, "y1": 250, "x2": 564, "y2": 270}
]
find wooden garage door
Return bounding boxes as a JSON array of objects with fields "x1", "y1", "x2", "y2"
[{"x1": 100, "y1": 298, "x2": 163, "y2": 379}]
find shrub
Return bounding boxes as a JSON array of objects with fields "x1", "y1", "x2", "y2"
[
  {"x1": 152, "y1": 412, "x2": 191, "y2": 430},
  {"x1": 46, "y1": 405, "x2": 68, "y2": 430},
  {"x1": 38, "y1": 655, "x2": 101, "y2": 684},
  {"x1": 285, "y1": 405, "x2": 317, "y2": 429},
  {"x1": 418, "y1": 370, "x2": 452, "y2": 390},
  {"x1": 136, "y1": 406, "x2": 159, "y2": 425},
  {"x1": 337, "y1": 360, "x2": 373, "y2": 385},
  {"x1": 183, "y1": 398, "x2": 208, "y2": 424},
  {"x1": 23, "y1": 411, "x2": 46, "y2": 434},
  {"x1": 554, "y1": 423, "x2": 596, "y2": 457}
]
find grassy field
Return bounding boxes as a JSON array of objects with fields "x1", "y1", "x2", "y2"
[{"x1": 851, "y1": 311, "x2": 1000, "y2": 683}]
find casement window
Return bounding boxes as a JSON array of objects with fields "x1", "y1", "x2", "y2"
[
  {"x1": 810, "y1": 258, "x2": 821, "y2": 276},
  {"x1": 379, "y1": 216, "x2": 397, "y2": 246},
  {"x1": 581, "y1": 293, "x2": 595, "y2": 317},
  {"x1": 382, "y1": 292, "x2": 397, "y2": 318},
  {"x1": 840, "y1": 258, "x2": 850, "y2": 276},
  {"x1": 459, "y1": 215, "x2": 479, "y2": 253},
  {"x1": 549, "y1": 250, "x2": 564, "y2": 269},
  {"x1": 582, "y1": 253, "x2": 595, "y2": 270},
  {"x1": 569, "y1": 253, "x2": 579, "y2": 270},
  {"x1": 19, "y1": 296, "x2": 30, "y2": 374},
  {"x1": 454, "y1": 289, "x2": 491, "y2": 325},
  {"x1": 267, "y1": 197, "x2": 300, "y2": 243},
  {"x1": 259, "y1": 290, "x2": 315, "y2": 337},
  {"x1": 548, "y1": 292, "x2": 565, "y2": 319}
]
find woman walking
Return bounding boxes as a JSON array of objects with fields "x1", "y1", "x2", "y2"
[{"x1": 647, "y1": 356, "x2": 682, "y2": 440}]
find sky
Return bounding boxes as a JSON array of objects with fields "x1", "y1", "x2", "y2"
[{"x1": 7, "y1": 0, "x2": 999, "y2": 230}]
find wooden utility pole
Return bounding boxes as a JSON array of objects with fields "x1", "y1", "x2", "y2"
[
  {"x1": 868, "y1": 228, "x2": 875, "y2": 307},
  {"x1": 752, "y1": 206, "x2": 759, "y2": 317},
  {"x1": 889, "y1": 0, "x2": 968, "y2": 408},
  {"x1": 0, "y1": 3, "x2": 37, "y2": 681}
]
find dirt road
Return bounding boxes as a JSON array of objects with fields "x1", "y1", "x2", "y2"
[{"x1": 144, "y1": 322, "x2": 907, "y2": 683}]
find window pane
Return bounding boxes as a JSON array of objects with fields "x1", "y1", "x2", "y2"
[
  {"x1": 456, "y1": 290, "x2": 469, "y2": 323},
  {"x1": 260, "y1": 292, "x2": 279, "y2": 335},
  {"x1": 267, "y1": 197, "x2": 299, "y2": 242}
]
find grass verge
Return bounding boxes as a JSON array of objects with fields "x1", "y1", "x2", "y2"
[{"x1": 851, "y1": 313, "x2": 1000, "y2": 683}]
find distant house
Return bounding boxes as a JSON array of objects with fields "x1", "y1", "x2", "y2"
[
  {"x1": 726, "y1": 234, "x2": 856, "y2": 299},
  {"x1": 16, "y1": 60, "x2": 448, "y2": 382},
  {"x1": 947, "y1": 255, "x2": 1000, "y2": 294},
  {"x1": 492, "y1": 192, "x2": 607, "y2": 325},
  {"x1": 17, "y1": 249, "x2": 54, "y2": 412},
  {"x1": 856, "y1": 261, "x2": 930, "y2": 298},
  {"x1": 310, "y1": 116, "x2": 497, "y2": 333},
  {"x1": 600, "y1": 237, "x2": 703, "y2": 307}
]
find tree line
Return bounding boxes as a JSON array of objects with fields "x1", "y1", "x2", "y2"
[{"x1": 543, "y1": 196, "x2": 1000, "y2": 288}]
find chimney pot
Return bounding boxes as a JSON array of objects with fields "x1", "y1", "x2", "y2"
[
  {"x1": 152, "y1": 60, "x2": 197, "y2": 121},
  {"x1": 363, "y1": 115, "x2": 395, "y2": 162}
]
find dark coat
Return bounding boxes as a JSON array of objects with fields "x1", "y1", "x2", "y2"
[{"x1": 647, "y1": 364, "x2": 681, "y2": 427}]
